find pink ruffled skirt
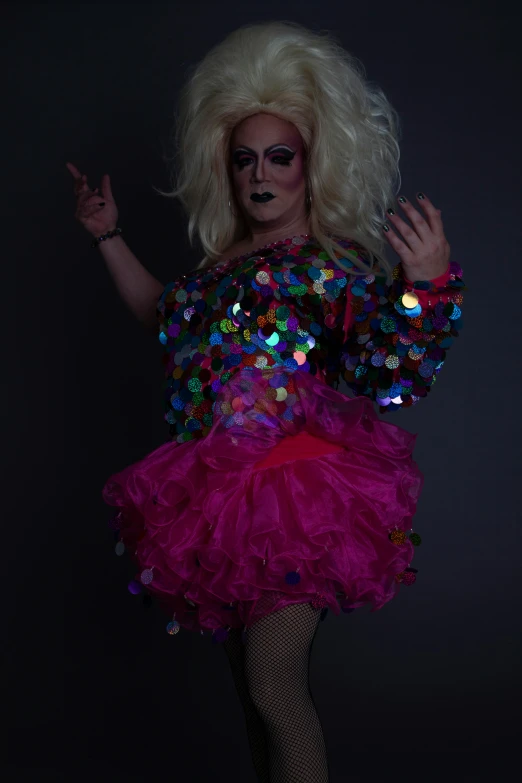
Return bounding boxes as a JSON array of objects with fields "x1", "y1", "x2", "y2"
[{"x1": 102, "y1": 367, "x2": 424, "y2": 639}]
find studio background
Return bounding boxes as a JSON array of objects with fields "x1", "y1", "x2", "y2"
[{"x1": 2, "y1": 2, "x2": 520, "y2": 780}]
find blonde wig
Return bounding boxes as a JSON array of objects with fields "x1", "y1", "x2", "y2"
[{"x1": 154, "y1": 20, "x2": 403, "y2": 285}]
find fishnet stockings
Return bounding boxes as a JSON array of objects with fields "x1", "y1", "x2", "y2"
[{"x1": 223, "y1": 602, "x2": 329, "y2": 782}]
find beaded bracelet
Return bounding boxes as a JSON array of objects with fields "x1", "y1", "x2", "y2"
[{"x1": 91, "y1": 227, "x2": 122, "y2": 249}]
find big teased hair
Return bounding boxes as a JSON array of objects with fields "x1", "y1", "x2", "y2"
[{"x1": 154, "y1": 20, "x2": 403, "y2": 285}]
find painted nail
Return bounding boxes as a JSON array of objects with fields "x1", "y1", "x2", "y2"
[
  {"x1": 386, "y1": 208, "x2": 395, "y2": 215},
  {"x1": 417, "y1": 192, "x2": 425, "y2": 200},
  {"x1": 382, "y1": 223, "x2": 390, "y2": 232},
  {"x1": 398, "y1": 196, "x2": 407, "y2": 204}
]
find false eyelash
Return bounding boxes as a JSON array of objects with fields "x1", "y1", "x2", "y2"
[{"x1": 236, "y1": 156, "x2": 292, "y2": 169}]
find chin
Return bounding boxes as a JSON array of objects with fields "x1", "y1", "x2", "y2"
[
  {"x1": 246, "y1": 203, "x2": 281, "y2": 218},
  {"x1": 250, "y1": 214, "x2": 282, "y2": 225}
]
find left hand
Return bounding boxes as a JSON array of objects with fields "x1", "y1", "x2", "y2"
[{"x1": 382, "y1": 192, "x2": 451, "y2": 281}]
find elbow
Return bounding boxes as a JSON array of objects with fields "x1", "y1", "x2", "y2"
[
  {"x1": 143, "y1": 318, "x2": 159, "y2": 335},
  {"x1": 141, "y1": 310, "x2": 160, "y2": 334}
]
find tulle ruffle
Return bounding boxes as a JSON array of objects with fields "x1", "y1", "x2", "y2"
[{"x1": 102, "y1": 366, "x2": 424, "y2": 636}]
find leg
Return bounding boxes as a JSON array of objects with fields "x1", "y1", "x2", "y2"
[
  {"x1": 223, "y1": 627, "x2": 270, "y2": 783},
  {"x1": 244, "y1": 602, "x2": 329, "y2": 783}
]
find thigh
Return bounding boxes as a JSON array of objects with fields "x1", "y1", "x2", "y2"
[{"x1": 244, "y1": 602, "x2": 322, "y2": 684}]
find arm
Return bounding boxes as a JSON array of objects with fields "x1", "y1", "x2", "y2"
[
  {"x1": 66, "y1": 164, "x2": 164, "y2": 332},
  {"x1": 340, "y1": 260, "x2": 466, "y2": 412},
  {"x1": 98, "y1": 235, "x2": 165, "y2": 332}
]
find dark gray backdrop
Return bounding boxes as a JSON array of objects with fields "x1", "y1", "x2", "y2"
[{"x1": 2, "y1": 2, "x2": 520, "y2": 781}]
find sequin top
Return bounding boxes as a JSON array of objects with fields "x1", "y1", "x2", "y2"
[{"x1": 157, "y1": 235, "x2": 465, "y2": 443}]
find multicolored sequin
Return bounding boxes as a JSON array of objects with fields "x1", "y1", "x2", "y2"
[
  {"x1": 104, "y1": 235, "x2": 467, "y2": 639},
  {"x1": 157, "y1": 235, "x2": 466, "y2": 443},
  {"x1": 340, "y1": 258, "x2": 466, "y2": 410}
]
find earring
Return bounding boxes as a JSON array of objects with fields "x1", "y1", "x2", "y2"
[{"x1": 306, "y1": 192, "x2": 312, "y2": 209}]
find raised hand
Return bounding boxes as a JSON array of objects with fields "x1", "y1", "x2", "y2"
[
  {"x1": 66, "y1": 162, "x2": 118, "y2": 239},
  {"x1": 382, "y1": 192, "x2": 450, "y2": 281}
]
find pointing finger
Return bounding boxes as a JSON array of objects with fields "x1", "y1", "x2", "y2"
[{"x1": 100, "y1": 173, "x2": 112, "y2": 200}]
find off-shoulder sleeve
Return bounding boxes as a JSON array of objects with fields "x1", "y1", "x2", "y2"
[{"x1": 339, "y1": 260, "x2": 466, "y2": 412}]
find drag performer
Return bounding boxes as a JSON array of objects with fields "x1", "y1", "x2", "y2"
[{"x1": 68, "y1": 20, "x2": 465, "y2": 783}]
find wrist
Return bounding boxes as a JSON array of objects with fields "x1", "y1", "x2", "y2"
[
  {"x1": 91, "y1": 226, "x2": 122, "y2": 249},
  {"x1": 401, "y1": 262, "x2": 450, "y2": 286},
  {"x1": 392, "y1": 260, "x2": 466, "y2": 313}
]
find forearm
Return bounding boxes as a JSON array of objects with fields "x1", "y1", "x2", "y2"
[
  {"x1": 340, "y1": 260, "x2": 466, "y2": 411},
  {"x1": 97, "y1": 235, "x2": 164, "y2": 329}
]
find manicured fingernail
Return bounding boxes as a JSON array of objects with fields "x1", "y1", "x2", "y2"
[
  {"x1": 417, "y1": 192, "x2": 425, "y2": 199},
  {"x1": 398, "y1": 196, "x2": 406, "y2": 204},
  {"x1": 382, "y1": 223, "x2": 390, "y2": 232},
  {"x1": 98, "y1": 202, "x2": 105, "y2": 206},
  {"x1": 386, "y1": 208, "x2": 395, "y2": 215}
]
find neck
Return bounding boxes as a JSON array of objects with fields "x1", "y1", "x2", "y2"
[{"x1": 242, "y1": 216, "x2": 312, "y2": 250}]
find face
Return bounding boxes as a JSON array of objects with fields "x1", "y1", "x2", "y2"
[{"x1": 229, "y1": 113, "x2": 308, "y2": 230}]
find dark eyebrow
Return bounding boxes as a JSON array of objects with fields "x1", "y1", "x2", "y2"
[{"x1": 232, "y1": 144, "x2": 296, "y2": 155}]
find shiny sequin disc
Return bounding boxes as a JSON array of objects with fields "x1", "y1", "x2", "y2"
[
  {"x1": 128, "y1": 580, "x2": 142, "y2": 595},
  {"x1": 140, "y1": 568, "x2": 154, "y2": 585},
  {"x1": 402, "y1": 291, "x2": 419, "y2": 308}
]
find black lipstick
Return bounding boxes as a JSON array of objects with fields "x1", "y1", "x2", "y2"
[{"x1": 251, "y1": 192, "x2": 275, "y2": 203}]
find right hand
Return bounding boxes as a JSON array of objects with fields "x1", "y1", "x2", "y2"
[{"x1": 66, "y1": 162, "x2": 119, "y2": 239}]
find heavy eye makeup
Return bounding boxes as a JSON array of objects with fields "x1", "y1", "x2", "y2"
[{"x1": 232, "y1": 146, "x2": 295, "y2": 169}]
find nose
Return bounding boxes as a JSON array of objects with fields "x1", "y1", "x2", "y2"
[{"x1": 251, "y1": 158, "x2": 267, "y2": 183}]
